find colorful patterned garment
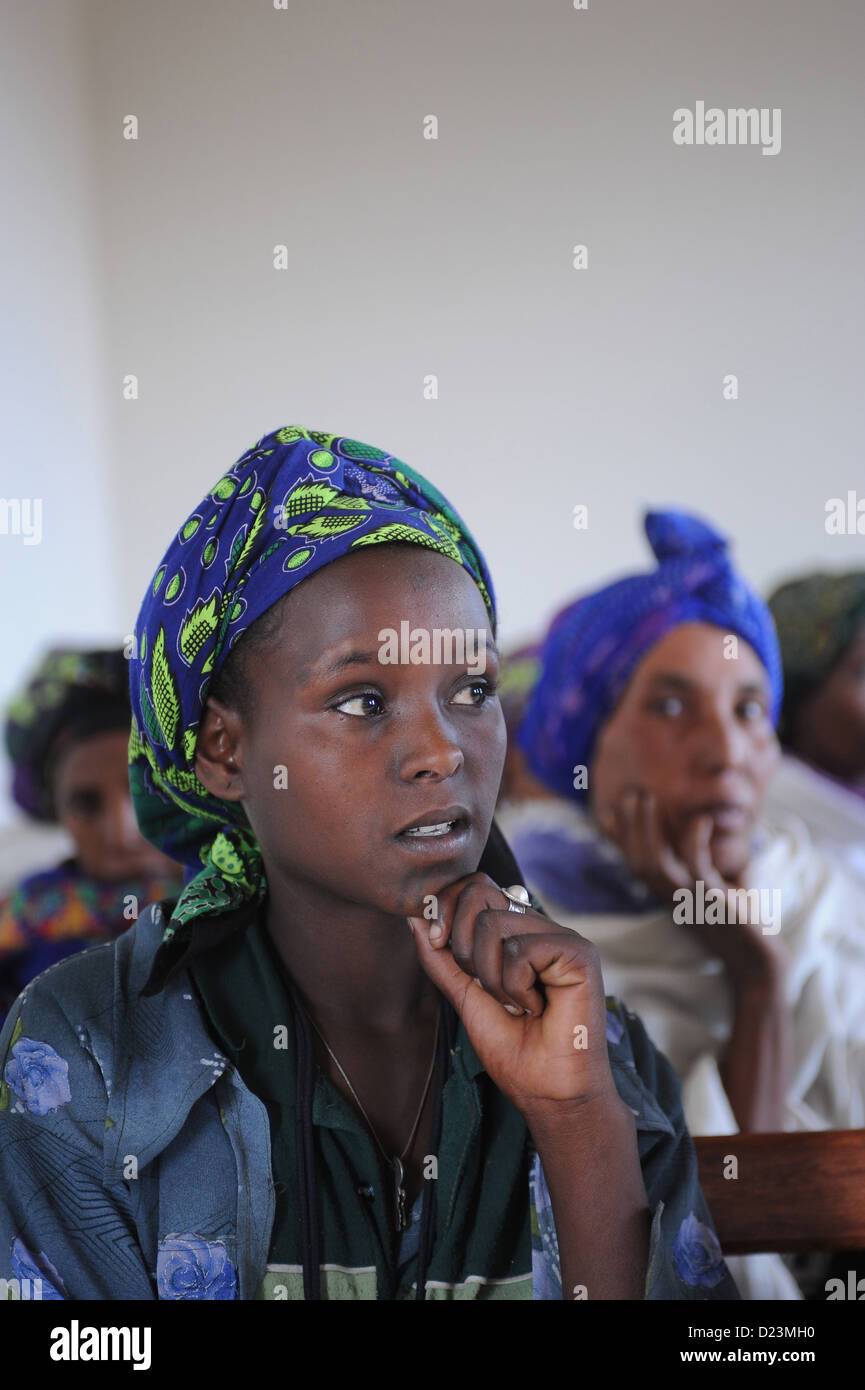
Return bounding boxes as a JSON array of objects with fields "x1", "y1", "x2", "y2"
[
  {"x1": 0, "y1": 860, "x2": 183, "y2": 1022},
  {"x1": 518, "y1": 509, "x2": 784, "y2": 803},
  {"x1": 0, "y1": 898, "x2": 739, "y2": 1301},
  {"x1": 5, "y1": 648, "x2": 132, "y2": 822},
  {"x1": 768, "y1": 570, "x2": 865, "y2": 745},
  {"x1": 128, "y1": 425, "x2": 495, "y2": 970}
]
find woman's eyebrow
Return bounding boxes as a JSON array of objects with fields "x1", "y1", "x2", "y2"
[
  {"x1": 308, "y1": 632, "x2": 500, "y2": 683},
  {"x1": 644, "y1": 673, "x2": 695, "y2": 692},
  {"x1": 644, "y1": 672, "x2": 769, "y2": 697},
  {"x1": 312, "y1": 649, "x2": 382, "y2": 682}
]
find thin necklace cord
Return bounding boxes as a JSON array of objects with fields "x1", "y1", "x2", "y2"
[
  {"x1": 290, "y1": 980, "x2": 322, "y2": 1301},
  {"x1": 287, "y1": 973, "x2": 452, "y2": 1301},
  {"x1": 415, "y1": 994, "x2": 455, "y2": 1300}
]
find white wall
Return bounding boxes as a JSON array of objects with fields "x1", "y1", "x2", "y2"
[
  {"x1": 2, "y1": 0, "x2": 864, "y2": 827},
  {"x1": 0, "y1": 0, "x2": 119, "y2": 831}
]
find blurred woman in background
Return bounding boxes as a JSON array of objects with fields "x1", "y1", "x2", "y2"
[
  {"x1": 0, "y1": 648, "x2": 183, "y2": 1019},
  {"x1": 501, "y1": 511, "x2": 865, "y2": 1298},
  {"x1": 764, "y1": 572, "x2": 865, "y2": 885},
  {"x1": 495, "y1": 643, "x2": 551, "y2": 808}
]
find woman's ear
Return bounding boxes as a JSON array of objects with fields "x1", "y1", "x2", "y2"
[{"x1": 195, "y1": 696, "x2": 247, "y2": 802}]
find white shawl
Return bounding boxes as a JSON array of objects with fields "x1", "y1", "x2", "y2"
[{"x1": 498, "y1": 797, "x2": 865, "y2": 1299}]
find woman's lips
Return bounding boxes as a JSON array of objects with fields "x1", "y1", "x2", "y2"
[{"x1": 393, "y1": 814, "x2": 473, "y2": 858}]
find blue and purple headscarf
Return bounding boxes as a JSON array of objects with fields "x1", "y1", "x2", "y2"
[
  {"x1": 129, "y1": 425, "x2": 495, "y2": 939},
  {"x1": 518, "y1": 509, "x2": 783, "y2": 802}
]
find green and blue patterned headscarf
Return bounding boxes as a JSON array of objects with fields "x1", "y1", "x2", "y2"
[{"x1": 129, "y1": 425, "x2": 495, "y2": 942}]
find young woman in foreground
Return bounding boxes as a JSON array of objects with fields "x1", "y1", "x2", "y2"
[{"x1": 0, "y1": 427, "x2": 737, "y2": 1300}]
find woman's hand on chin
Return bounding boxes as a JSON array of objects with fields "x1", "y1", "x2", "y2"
[
  {"x1": 407, "y1": 873, "x2": 618, "y2": 1121},
  {"x1": 596, "y1": 786, "x2": 784, "y2": 984}
]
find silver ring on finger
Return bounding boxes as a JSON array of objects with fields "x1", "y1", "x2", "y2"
[{"x1": 502, "y1": 883, "x2": 530, "y2": 914}]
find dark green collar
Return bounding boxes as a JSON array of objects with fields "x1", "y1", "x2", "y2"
[
  {"x1": 187, "y1": 905, "x2": 531, "y2": 1299},
  {"x1": 188, "y1": 906, "x2": 487, "y2": 1104}
]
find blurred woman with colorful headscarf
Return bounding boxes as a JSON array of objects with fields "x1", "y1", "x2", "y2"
[
  {"x1": 0, "y1": 648, "x2": 183, "y2": 1020},
  {"x1": 0, "y1": 426, "x2": 736, "y2": 1302},
  {"x1": 761, "y1": 573, "x2": 865, "y2": 885}
]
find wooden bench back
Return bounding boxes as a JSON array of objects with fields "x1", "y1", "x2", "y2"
[{"x1": 695, "y1": 1130, "x2": 865, "y2": 1254}]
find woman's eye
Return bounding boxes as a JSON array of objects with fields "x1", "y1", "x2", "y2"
[
  {"x1": 739, "y1": 698, "x2": 766, "y2": 721},
  {"x1": 452, "y1": 680, "x2": 494, "y2": 706},
  {"x1": 650, "y1": 696, "x2": 683, "y2": 718},
  {"x1": 67, "y1": 789, "x2": 102, "y2": 817},
  {"x1": 334, "y1": 691, "x2": 385, "y2": 718}
]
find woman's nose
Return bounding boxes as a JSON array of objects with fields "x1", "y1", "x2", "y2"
[
  {"x1": 397, "y1": 706, "x2": 465, "y2": 781},
  {"x1": 694, "y1": 710, "x2": 750, "y2": 771}
]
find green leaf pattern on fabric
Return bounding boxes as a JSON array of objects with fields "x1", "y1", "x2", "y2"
[{"x1": 151, "y1": 628, "x2": 181, "y2": 752}]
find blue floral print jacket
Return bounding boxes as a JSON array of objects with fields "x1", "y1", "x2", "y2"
[{"x1": 0, "y1": 902, "x2": 738, "y2": 1300}]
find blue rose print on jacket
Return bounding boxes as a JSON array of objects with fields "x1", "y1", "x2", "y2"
[
  {"x1": 10, "y1": 1237, "x2": 66, "y2": 1298},
  {"x1": 4, "y1": 1038, "x2": 71, "y2": 1116},
  {"x1": 673, "y1": 1212, "x2": 726, "y2": 1288},
  {"x1": 156, "y1": 1235, "x2": 237, "y2": 1300}
]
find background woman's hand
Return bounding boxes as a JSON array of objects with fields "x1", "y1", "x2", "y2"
[
  {"x1": 407, "y1": 873, "x2": 617, "y2": 1119},
  {"x1": 596, "y1": 786, "x2": 790, "y2": 1130},
  {"x1": 597, "y1": 785, "x2": 784, "y2": 984}
]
